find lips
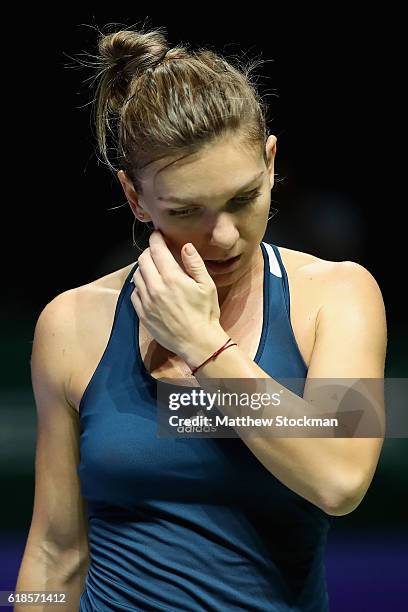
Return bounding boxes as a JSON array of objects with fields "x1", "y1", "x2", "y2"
[
  {"x1": 204, "y1": 254, "x2": 242, "y2": 273},
  {"x1": 204, "y1": 255, "x2": 241, "y2": 262}
]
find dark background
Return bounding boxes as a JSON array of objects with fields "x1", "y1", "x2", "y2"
[{"x1": 1, "y1": 10, "x2": 406, "y2": 611}]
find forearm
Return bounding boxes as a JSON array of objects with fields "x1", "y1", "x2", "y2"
[
  {"x1": 14, "y1": 546, "x2": 88, "y2": 612},
  {"x1": 180, "y1": 324, "x2": 358, "y2": 515}
]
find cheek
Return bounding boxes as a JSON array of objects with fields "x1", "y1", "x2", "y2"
[
  {"x1": 255, "y1": 197, "x2": 272, "y2": 222},
  {"x1": 243, "y1": 204, "x2": 269, "y2": 229},
  {"x1": 157, "y1": 220, "x2": 200, "y2": 241},
  {"x1": 153, "y1": 227, "x2": 188, "y2": 258}
]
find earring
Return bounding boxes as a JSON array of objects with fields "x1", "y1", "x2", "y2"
[
  {"x1": 267, "y1": 206, "x2": 279, "y2": 222},
  {"x1": 132, "y1": 216, "x2": 154, "y2": 250},
  {"x1": 139, "y1": 214, "x2": 154, "y2": 229}
]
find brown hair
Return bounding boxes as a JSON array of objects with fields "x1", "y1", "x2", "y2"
[{"x1": 73, "y1": 22, "x2": 275, "y2": 244}]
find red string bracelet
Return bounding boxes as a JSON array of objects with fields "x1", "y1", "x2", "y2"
[{"x1": 191, "y1": 337, "x2": 237, "y2": 375}]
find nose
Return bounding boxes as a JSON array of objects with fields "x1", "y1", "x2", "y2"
[{"x1": 207, "y1": 212, "x2": 240, "y2": 249}]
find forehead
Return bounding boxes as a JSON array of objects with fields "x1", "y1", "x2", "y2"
[{"x1": 151, "y1": 140, "x2": 264, "y2": 200}]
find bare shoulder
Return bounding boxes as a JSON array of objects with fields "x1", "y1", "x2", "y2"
[
  {"x1": 276, "y1": 243, "x2": 374, "y2": 288},
  {"x1": 276, "y1": 245, "x2": 335, "y2": 314},
  {"x1": 277, "y1": 244, "x2": 339, "y2": 277},
  {"x1": 49, "y1": 261, "x2": 136, "y2": 323},
  {"x1": 66, "y1": 260, "x2": 137, "y2": 338},
  {"x1": 39, "y1": 261, "x2": 137, "y2": 410},
  {"x1": 77, "y1": 260, "x2": 136, "y2": 330},
  {"x1": 87, "y1": 261, "x2": 137, "y2": 292},
  {"x1": 277, "y1": 244, "x2": 384, "y2": 318}
]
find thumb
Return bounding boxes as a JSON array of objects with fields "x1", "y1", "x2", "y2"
[{"x1": 181, "y1": 243, "x2": 209, "y2": 283}]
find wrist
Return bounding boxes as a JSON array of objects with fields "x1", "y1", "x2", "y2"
[{"x1": 180, "y1": 324, "x2": 231, "y2": 371}]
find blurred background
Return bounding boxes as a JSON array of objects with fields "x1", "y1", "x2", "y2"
[{"x1": 1, "y1": 9, "x2": 406, "y2": 611}]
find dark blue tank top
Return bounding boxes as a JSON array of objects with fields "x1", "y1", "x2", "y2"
[{"x1": 78, "y1": 241, "x2": 332, "y2": 611}]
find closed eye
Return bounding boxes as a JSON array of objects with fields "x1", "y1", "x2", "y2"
[{"x1": 168, "y1": 190, "x2": 263, "y2": 218}]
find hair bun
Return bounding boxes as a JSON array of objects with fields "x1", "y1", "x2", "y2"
[
  {"x1": 80, "y1": 22, "x2": 268, "y2": 194},
  {"x1": 98, "y1": 29, "x2": 170, "y2": 108}
]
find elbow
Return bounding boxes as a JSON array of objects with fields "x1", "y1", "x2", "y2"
[
  {"x1": 323, "y1": 493, "x2": 363, "y2": 517},
  {"x1": 320, "y1": 473, "x2": 367, "y2": 517}
]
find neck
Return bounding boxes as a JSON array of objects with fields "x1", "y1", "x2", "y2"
[{"x1": 216, "y1": 245, "x2": 263, "y2": 309}]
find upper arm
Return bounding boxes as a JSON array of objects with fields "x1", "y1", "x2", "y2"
[
  {"x1": 307, "y1": 260, "x2": 387, "y2": 379},
  {"x1": 304, "y1": 261, "x2": 387, "y2": 513},
  {"x1": 25, "y1": 291, "x2": 89, "y2": 567}
]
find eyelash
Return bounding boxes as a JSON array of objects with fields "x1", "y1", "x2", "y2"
[{"x1": 168, "y1": 190, "x2": 263, "y2": 218}]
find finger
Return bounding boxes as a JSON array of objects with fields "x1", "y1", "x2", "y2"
[
  {"x1": 148, "y1": 230, "x2": 185, "y2": 280},
  {"x1": 133, "y1": 268, "x2": 150, "y2": 303},
  {"x1": 130, "y1": 286, "x2": 145, "y2": 319},
  {"x1": 135, "y1": 249, "x2": 163, "y2": 294}
]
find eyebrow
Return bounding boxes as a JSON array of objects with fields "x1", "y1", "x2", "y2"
[{"x1": 157, "y1": 171, "x2": 264, "y2": 206}]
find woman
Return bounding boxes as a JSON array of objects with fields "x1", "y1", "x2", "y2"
[{"x1": 16, "y1": 25, "x2": 387, "y2": 612}]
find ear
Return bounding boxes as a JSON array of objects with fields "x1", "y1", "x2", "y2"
[
  {"x1": 265, "y1": 135, "x2": 277, "y2": 189},
  {"x1": 117, "y1": 170, "x2": 151, "y2": 222},
  {"x1": 117, "y1": 170, "x2": 137, "y2": 208}
]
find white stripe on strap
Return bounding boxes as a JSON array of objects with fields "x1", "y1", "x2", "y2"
[{"x1": 262, "y1": 241, "x2": 282, "y2": 278}]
